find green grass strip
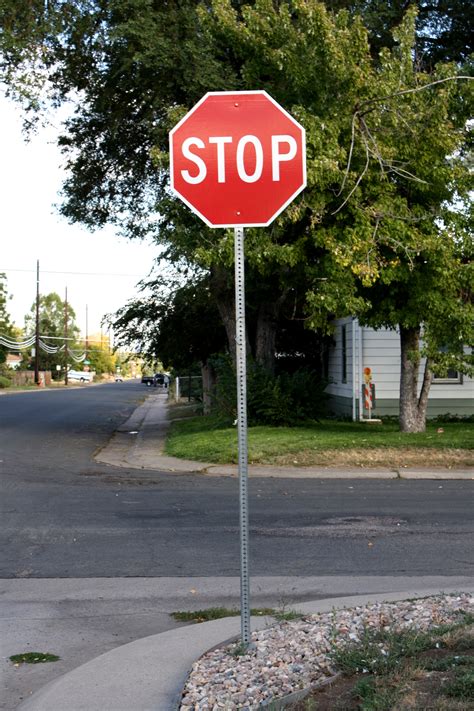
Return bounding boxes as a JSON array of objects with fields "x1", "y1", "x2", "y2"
[{"x1": 10, "y1": 652, "x2": 60, "y2": 664}]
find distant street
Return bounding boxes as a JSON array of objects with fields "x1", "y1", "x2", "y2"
[{"x1": 0, "y1": 381, "x2": 473, "y2": 579}]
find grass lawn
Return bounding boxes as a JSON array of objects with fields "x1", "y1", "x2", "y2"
[
  {"x1": 164, "y1": 415, "x2": 474, "y2": 467},
  {"x1": 0, "y1": 381, "x2": 87, "y2": 392}
]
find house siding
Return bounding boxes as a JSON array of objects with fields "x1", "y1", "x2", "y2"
[{"x1": 326, "y1": 319, "x2": 474, "y2": 419}]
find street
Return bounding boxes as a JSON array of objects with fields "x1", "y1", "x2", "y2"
[
  {"x1": 1, "y1": 381, "x2": 473, "y2": 579},
  {"x1": 1, "y1": 381, "x2": 473, "y2": 709}
]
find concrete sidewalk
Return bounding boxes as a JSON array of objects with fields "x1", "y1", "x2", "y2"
[
  {"x1": 16, "y1": 585, "x2": 474, "y2": 711},
  {"x1": 95, "y1": 391, "x2": 473, "y2": 479}
]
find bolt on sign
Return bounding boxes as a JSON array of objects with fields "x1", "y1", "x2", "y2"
[{"x1": 169, "y1": 91, "x2": 306, "y2": 647}]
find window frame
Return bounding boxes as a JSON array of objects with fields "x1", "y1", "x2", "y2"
[
  {"x1": 432, "y1": 370, "x2": 463, "y2": 385},
  {"x1": 341, "y1": 325, "x2": 347, "y2": 383}
]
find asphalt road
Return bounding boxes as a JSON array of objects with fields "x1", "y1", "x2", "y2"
[{"x1": 0, "y1": 381, "x2": 473, "y2": 579}]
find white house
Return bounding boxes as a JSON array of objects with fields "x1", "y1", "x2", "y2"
[
  {"x1": 326, "y1": 317, "x2": 474, "y2": 420},
  {"x1": 5, "y1": 353, "x2": 22, "y2": 369}
]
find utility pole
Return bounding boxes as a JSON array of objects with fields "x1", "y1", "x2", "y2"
[
  {"x1": 34, "y1": 260, "x2": 40, "y2": 385},
  {"x1": 85, "y1": 304, "x2": 89, "y2": 361},
  {"x1": 64, "y1": 287, "x2": 68, "y2": 386}
]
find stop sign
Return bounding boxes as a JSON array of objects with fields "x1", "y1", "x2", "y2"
[{"x1": 169, "y1": 91, "x2": 306, "y2": 227}]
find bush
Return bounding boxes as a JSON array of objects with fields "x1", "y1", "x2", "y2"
[
  {"x1": 433, "y1": 413, "x2": 474, "y2": 423},
  {"x1": 0, "y1": 375, "x2": 12, "y2": 388},
  {"x1": 211, "y1": 356, "x2": 328, "y2": 426}
]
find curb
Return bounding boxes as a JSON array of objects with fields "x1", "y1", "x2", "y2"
[
  {"x1": 17, "y1": 588, "x2": 474, "y2": 711},
  {"x1": 93, "y1": 391, "x2": 474, "y2": 479},
  {"x1": 259, "y1": 673, "x2": 341, "y2": 709}
]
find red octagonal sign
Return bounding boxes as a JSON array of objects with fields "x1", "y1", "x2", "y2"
[{"x1": 170, "y1": 91, "x2": 306, "y2": 228}]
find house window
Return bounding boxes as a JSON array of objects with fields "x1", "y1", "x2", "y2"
[
  {"x1": 433, "y1": 368, "x2": 462, "y2": 384},
  {"x1": 432, "y1": 346, "x2": 462, "y2": 384},
  {"x1": 341, "y1": 325, "x2": 347, "y2": 383}
]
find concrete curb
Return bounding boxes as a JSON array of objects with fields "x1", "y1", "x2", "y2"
[
  {"x1": 94, "y1": 392, "x2": 473, "y2": 479},
  {"x1": 18, "y1": 588, "x2": 474, "y2": 711}
]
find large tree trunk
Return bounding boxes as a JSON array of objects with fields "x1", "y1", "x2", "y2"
[
  {"x1": 216, "y1": 297, "x2": 237, "y2": 364},
  {"x1": 212, "y1": 266, "x2": 252, "y2": 367},
  {"x1": 399, "y1": 325, "x2": 433, "y2": 433},
  {"x1": 255, "y1": 302, "x2": 278, "y2": 374},
  {"x1": 212, "y1": 267, "x2": 286, "y2": 373},
  {"x1": 254, "y1": 290, "x2": 289, "y2": 374},
  {"x1": 216, "y1": 296, "x2": 252, "y2": 367},
  {"x1": 201, "y1": 360, "x2": 216, "y2": 415}
]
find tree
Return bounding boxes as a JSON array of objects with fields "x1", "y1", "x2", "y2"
[
  {"x1": 112, "y1": 274, "x2": 228, "y2": 405},
  {"x1": 0, "y1": 273, "x2": 15, "y2": 365},
  {"x1": 24, "y1": 292, "x2": 81, "y2": 375},
  {"x1": 112, "y1": 271, "x2": 329, "y2": 372},
  {"x1": 353, "y1": 226, "x2": 473, "y2": 431},
  {"x1": 87, "y1": 345, "x2": 115, "y2": 375},
  {"x1": 1, "y1": 1, "x2": 472, "y2": 430},
  {"x1": 198, "y1": 3, "x2": 473, "y2": 430},
  {"x1": 86, "y1": 332, "x2": 116, "y2": 375},
  {"x1": 325, "y1": 0, "x2": 474, "y2": 68}
]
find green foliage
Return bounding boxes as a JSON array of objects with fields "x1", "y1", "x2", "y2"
[
  {"x1": 436, "y1": 414, "x2": 474, "y2": 424},
  {"x1": 249, "y1": 367, "x2": 329, "y2": 426},
  {"x1": 0, "y1": 375, "x2": 12, "y2": 388},
  {"x1": 351, "y1": 676, "x2": 399, "y2": 711},
  {"x1": 0, "y1": 273, "x2": 15, "y2": 364},
  {"x1": 9, "y1": 652, "x2": 60, "y2": 664},
  {"x1": 333, "y1": 615, "x2": 474, "y2": 678},
  {"x1": 333, "y1": 627, "x2": 435, "y2": 676},
  {"x1": 272, "y1": 609, "x2": 304, "y2": 622},
  {"x1": 86, "y1": 343, "x2": 116, "y2": 375},
  {"x1": 112, "y1": 274, "x2": 227, "y2": 370},
  {"x1": 171, "y1": 607, "x2": 276, "y2": 623},
  {"x1": 443, "y1": 670, "x2": 474, "y2": 701},
  {"x1": 2, "y1": 1, "x2": 472, "y2": 430},
  {"x1": 165, "y1": 417, "x2": 473, "y2": 465},
  {"x1": 327, "y1": 0, "x2": 474, "y2": 68},
  {"x1": 211, "y1": 357, "x2": 328, "y2": 426},
  {"x1": 423, "y1": 655, "x2": 474, "y2": 672},
  {"x1": 24, "y1": 292, "x2": 81, "y2": 376}
]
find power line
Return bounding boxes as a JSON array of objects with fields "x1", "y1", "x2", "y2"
[{"x1": 0, "y1": 267, "x2": 145, "y2": 277}]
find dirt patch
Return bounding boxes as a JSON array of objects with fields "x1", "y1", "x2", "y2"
[
  {"x1": 288, "y1": 627, "x2": 474, "y2": 711},
  {"x1": 269, "y1": 447, "x2": 473, "y2": 469},
  {"x1": 168, "y1": 403, "x2": 201, "y2": 421}
]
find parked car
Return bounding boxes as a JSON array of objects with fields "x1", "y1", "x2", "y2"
[
  {"x1": 141, "y1": 373, "x2": 164, "y2": 387},
  {"x1": 67, "y1": 370, "x2": 93, "y2": 383}
]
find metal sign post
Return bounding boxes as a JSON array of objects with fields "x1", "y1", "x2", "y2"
[{"x1": 234, "y1": 226, "x2": 251, "y2": 646}]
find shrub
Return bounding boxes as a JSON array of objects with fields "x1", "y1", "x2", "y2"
[
  {"x1": 433, "y1": 413, "x2": 474, "y2": 424},
  {"x1": 211, "y1": 356, "x2": 328, "y2": 426},
  {"x1": 0, "y1": 375, "x2": 12, "y2": 388}
]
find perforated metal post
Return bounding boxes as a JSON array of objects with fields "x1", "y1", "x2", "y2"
[{"x1": 234, "y1": 226, "x2": 251, "y2": 648}]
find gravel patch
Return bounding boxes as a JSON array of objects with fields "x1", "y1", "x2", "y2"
[{"x1": 180, "y1": 593, "x2": 472, "y2": 710}]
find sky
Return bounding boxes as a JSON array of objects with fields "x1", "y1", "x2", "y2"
[{"x1": 0, "y1": 95, "x2": 159, "y2": 340}]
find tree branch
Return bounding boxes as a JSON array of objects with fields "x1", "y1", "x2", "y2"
[
  {"x1": 358, "y1": 75, "x2": 474, "y2": 112},
  {"x1": 334, "y1": 75, "x2": 472, "y2": 212}
]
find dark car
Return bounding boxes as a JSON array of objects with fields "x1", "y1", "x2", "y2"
[{"x1": 141, "y1": 373, "x2": 164, "y2": 387}]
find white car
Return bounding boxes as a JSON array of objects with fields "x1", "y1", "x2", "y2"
[{"x1": 67, "y1": 370, "x2": 93, "y2": 383}]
